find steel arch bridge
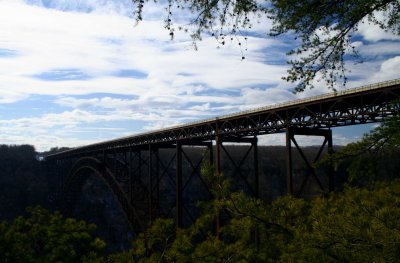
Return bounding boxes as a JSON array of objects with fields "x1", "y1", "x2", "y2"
[{"x1": 45, "y1": 79, "x2": 400, "y2": 233}]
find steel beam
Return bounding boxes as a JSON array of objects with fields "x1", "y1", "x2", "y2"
[
  {"x1": 286, "y1": 127, "x2": 333, "y2": 196},
  {"x1": 45, "y1": 79, "x2": 400, "y2": 235},
  {"x1": 46, "y1": 80, "x2": 399, "y2": 160},
  {"x1": 286, "y1": 127, "x2": 293, "y2": 195},
  {"x1": 176, "y1": 141, "x2": 183, "y2": 228},
  {"x1": 253, "y1": 136, "x2": 259, "y2": 198},
  {"x1": 148, "y1": 144, "x2": 153, "y2": 223}
]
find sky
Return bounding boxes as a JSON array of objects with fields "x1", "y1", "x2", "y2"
[{"x1": 0, "y1": 0, "x2": 399, "y2": 152}]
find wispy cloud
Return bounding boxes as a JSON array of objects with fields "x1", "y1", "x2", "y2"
[{"x1": 0, "y1": 0, "x2": 398, "y2": 151}]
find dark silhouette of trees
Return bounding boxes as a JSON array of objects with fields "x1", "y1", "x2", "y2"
[
  {"x1": 0, "y1": 145, "x2": 44, "y2": 221},
  {"x1": 0, "y1": 206, "x2": 106, "y2": 263},
  {"x1": 109, "y1": 165, "x2": 400, "y2": 262},
  {"x1": 320, "y1": 113, "x2": 400, "y2": 186}
]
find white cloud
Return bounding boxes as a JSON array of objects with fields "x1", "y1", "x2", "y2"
[
  {"x1": 357, "y1": 41, "x2": 400, "y2": 57},
  {"x1": 240, "y1": 87, "x2": 296, "y2": 109},
  {"x1": 339, "y1": 56, "x2": 400, "y2": 88},
  {"x1": 0, "y1": 1, "x2": 286, "y2": 102},
  {"x1": 378, "y1": 56, "x2": 400, "y2": 79},
  {"x1": 357, "y1": 13, "x2": 400, "y2": 42},
  {"x1": 0, "y1": 1, "x2": 398, "y2": 151},
  {"x1": 0, "y1": 89, "x2": 29, "y2": 104},
  {"x1": 25, "y1": 0, "x2": 135, "y2": 15}
]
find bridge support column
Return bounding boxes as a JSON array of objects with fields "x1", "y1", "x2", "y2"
[
  {"x1": 129, "y1": 148, "x2": 133, "y2": 205},
  {"x1": 253, "y1": 136, "x2": 259, "y2": 198},
  {"x1": 208, "y1": 142, "x2": 213, "y2": 166},
  {"x1": 213, "y1": 135, "x2": 259, "y2": 238},
  {"x1": 174, "y1": 141, "x2": 214, "y2": 228},
  {"x1": 215, "y1": 135, "x2": 221, "y2": 175},
  {"x1": 215, "y1": 135, "x2": 222, "y2": 238},
  {"x1": 219, "y1": 137, "x2": 259, "y2": 196},
  {"x1": 176, "y1": 142, "x2": 183, "y2": 228},
  {"x1": 129, "y1": 149, "x2": 148, "y2": 210},
  {"x1": 286, "y1": 127, "x2": 334, "y2": 196},
  {"x1": 252, "y1": 136, "x2": 260, "y2": 249},
  {"x1": 286, "y1": 127, "x2": 293, "y2": 195},
  {"x1": 148, "y1": 145, "x2": 154, "y2": 223},
  {"x1": 327, "y1": 135, "x2": 334, "y2": 192}
]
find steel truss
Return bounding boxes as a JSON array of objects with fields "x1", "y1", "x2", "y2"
[
  {"x1": 286, "y1": 127, "x2": 333, "y2": 196},
  {"x1": 44, "y1": 79, "x2": 400, "y2": 232}
]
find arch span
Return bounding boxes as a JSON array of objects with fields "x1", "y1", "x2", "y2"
[{"x1": 60, "y1": 157, "x2": 144, "y2": 234}]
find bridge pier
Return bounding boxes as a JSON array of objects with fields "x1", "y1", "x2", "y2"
[
  {"x1": 217, "y1": 136, "x2": 259, "y2": 197},
  {"x1": 213, "y1": 135, "x2": 260, "y2": 237},
  {"x1": 176, "y1": 141, "x2": 213, "y2": 228},
  {"x1": 129, "y1": 141, "x2": 215, "y2": 229},
  {"x1": 286, "y1": 127, "x2": 334, "y2": 196},
  {"x1": 176, "y1": 142, "x2": 183, "y2": 228},
  {"x1": 128, "y1": 148, "x2": 150, "y2": 225}
]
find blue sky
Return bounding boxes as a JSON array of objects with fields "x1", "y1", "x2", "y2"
[{"x1": 0, "y1": 0, "x2": 399, "y2": 151}]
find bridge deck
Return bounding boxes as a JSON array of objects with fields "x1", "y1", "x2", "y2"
[{"x1": 46, "y1": 79, "x2": 400, "y2": 159}]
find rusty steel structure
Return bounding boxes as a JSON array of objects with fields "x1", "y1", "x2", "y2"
[{"x1": 45, "y1": 79, "x2": 400, "y2": 233}]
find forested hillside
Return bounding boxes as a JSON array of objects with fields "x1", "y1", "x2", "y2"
[
  {"x1": 0, "y1": 122, "x2": 399, "y2": 260},
  {"x1": 0, "y1": 145, "x2": 45, "y2": 221},
  {"x1": 0, "y1": 143, "x2": 343, "y2": 250}
]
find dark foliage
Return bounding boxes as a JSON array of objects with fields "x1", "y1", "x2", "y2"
[{"x1": 0, "y1": 145, "x2": 45, "y2": 221}]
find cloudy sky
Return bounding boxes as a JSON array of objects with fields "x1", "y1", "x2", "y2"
[{"x1": 0, "y1": 0, "x2": 399, "y2": 151}]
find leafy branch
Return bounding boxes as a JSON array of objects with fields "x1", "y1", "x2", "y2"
[{"x1": 132, "y1": 0, "x2": 399, "y2": 91}]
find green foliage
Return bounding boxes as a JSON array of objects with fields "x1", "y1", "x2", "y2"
[
  {"x1": 320, "y1": 114, "x2": 400, "y2": 185},
  {"x1": 269, "y1": 0, "x2": 400, "y2": 91},
  {"x1": 2, "y1": 180, "x2": 399, "y2": 262},
  {"x1": 0, "y1": 206, "x2": 106, "y2": 263},
  {"x1": 3, "y1": 144, "x2": 399, "y2": 261},
  {"x1": 283, "y1": 181, "x2": 400, "y2": 262},
  {"x1": 110, "y1": 160, "x2": 400, "y2": 262},
  {"x1": 4, "y1": 116, "x2": 400, "y2": 262},
  {"x1": 132, "y1": 0, "x2": 399, "y2": 91}
]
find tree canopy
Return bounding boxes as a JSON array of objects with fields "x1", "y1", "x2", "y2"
[
  {"x1": 109, "y1": 116, "x2": 400, "y2": 261},
  {"x1": 109, "y1": 164, "x2": 400, "y2": 262},
  {"x1": 132, "y1": 0, "x2": 400, "y2": 91},
  {"x1": 2, "y1": 114, "x2": 400, "y2": 261},
  {"x1": 0, "y1": 206, "x2": 106, "y2": 263},
  {"x1": 320, "y1": 111, "x2": 400, "y2": 186}
]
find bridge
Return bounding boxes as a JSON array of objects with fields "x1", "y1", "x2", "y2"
[{"x1": 45, "y1": 79, "x2": 400, "y2": 234}]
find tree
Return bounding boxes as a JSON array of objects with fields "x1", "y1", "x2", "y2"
[
  {"x1": 109, "y1": 162, "x2": 400, "y2": 262},
  {"x1": 0, "y1": 206, "x2": 106, "y2": 263},
  {"x1": 282, "y1": 180, "x2": 400, "y2": 262},
  {"x1": 0, "y1": 144, "x2": 44, "y2": 222},
  {"x1": 108, "y1": 163, "x2": 306, "y2": 262},
  {"x1": 132, "y1": 0, "x2": 399, "y2": 91},
  {"x1": 320, "y1": 112, "x2": 400, "y2": 186},
  {"x1": 43, "y1": 147, "x2": 72, "y2": 157}
]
